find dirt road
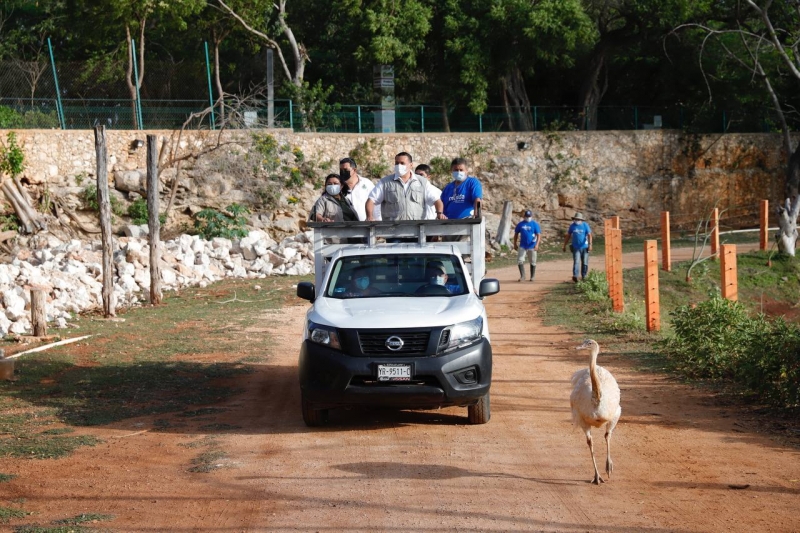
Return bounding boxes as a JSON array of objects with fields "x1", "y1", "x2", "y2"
[{"x1": 4, "y1": 249, "x2": 800, "y2": 532}]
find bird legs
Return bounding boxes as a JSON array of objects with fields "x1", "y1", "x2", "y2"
[
  {"x1": 605, "y1": 409, "x2": 620, "y2": 480},
  {"x1": 585, "y1": 431, "x2": 604, "y2": 484}
]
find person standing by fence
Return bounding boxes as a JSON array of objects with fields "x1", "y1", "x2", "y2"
[
  {"x1": 514, "y1": 210, "x2": 541, "y2": 282},
  {"x1": 562, "y1": 212, "x2": 592, "y2": 282}
]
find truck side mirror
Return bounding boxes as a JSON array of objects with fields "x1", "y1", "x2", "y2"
[
  {"x1": 478, "y1": 278, "x2": 500, "y2": 297},
  {"x1": 297, "y1": 281, "x2": 316, "y2": 302}
]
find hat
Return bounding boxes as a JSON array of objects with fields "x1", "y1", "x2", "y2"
[
  {"x1": 524, "y1": 210, "x2": 532, "y2": 217},
  {"x1": 426, "y1": 261, "x2": 446, "y2": 275},
  {"x1": 572, "y1": 212, "x2": 586, "y2": 221}
]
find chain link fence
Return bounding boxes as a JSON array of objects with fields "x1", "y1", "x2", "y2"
[{"x1": 1, "y1": 53, "x2": 796, "y2": 133}]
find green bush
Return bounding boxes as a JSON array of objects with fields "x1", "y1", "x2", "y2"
[
  {"x1": 81, "y1": 185, "x2": 124, "y2": 216},
  {"x1": 0, "y1": 106, "x2": 23, "y2": 128},
  {"x1": 194, "y1": 203, "x2": 250, "y2": 240},
  {"x1": 576, "y1": 270, "x2": 609, "y2": 303},
  {"x1": 127, "y1": 198, "x2": 166, "y2": 225},
  {"x1": 0, "y1": 132, "x2": 25, "y2": 177},
  {"x1": 660, "y1": 295, "x2": 800, "y2": 408}
]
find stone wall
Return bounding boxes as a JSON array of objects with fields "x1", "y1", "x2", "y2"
[{"x1": 1, "y1": 128, "x2": 792, "y2": 236}]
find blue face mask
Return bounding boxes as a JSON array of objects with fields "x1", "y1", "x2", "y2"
[
  {"x1": 355, "y1": 276, "x2": 370, "y2": 290},
  {"x1": 452, "y1": 171, "x2": 466, "y2": 182},
  {"x1": 326, "y1": 184, "x2": 341, "y2": 196}
]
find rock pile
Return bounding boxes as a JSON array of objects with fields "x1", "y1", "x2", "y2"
[{"x1": 0, "y1": 230, "x2": 314, "y2": 336}]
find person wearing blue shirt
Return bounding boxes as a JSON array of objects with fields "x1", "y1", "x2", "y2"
[
  {"x1": 440, "y1": 157, "x2": 483, "y2": 219},
  {"x1": 562, "y1": 211, "x2": 593, "y2": 282},
  {"x1": 514, "y1": 210, "x2": 541, "y2": 282}
]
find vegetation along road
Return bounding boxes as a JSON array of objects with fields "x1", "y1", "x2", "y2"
[{"x1": 0, "y1": 248, "x2": 798, "y2": 532}]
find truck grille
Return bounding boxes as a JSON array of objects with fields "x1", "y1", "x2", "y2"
[{"x1": 358, "y1": 331, "x2": 431, "y2": 355}]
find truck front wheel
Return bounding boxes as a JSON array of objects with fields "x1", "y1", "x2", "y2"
[
  {"x1": 301, "y1": 392, "x2": 329, "y2": 427},
  {"x1": 467, "y1": 392, "x2": 491, "y2": 424}
]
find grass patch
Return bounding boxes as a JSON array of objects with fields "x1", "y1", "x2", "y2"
[
  {"x1": 188, "y1": 450, "x2": 228, "y2": 473},
  {"x1": 53, "y1": 513, "x2": 114, "y2": 525},
  {"x1": 0, "y1": 506, "x2": 28, "y2": 523},
  {"x1": 0, "y1": 473, "x2": 17, "y2": 483},
  {"x1": 0, "y1": 277, "x2": 299, "y2": 458}
]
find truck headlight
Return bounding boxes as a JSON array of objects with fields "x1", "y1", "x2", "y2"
[
  {"x1": 308, "y1": 321, "x2": 341, "y2": 350},
  {"x1": 441, "y1": 317, "x2": 483, "y2": 352}
]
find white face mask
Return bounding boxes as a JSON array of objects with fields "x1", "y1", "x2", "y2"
[
  {"x1": 525, "y1": 217, "x2": 532, "y2": 222},
  {"x1": 394, "y1": 164, "x2": 408, "y2": 177},
  {"x1": 432, "y1": 275, "x2": 446, "y2": 286},
  {"x1": 326, "y1": 184, "x2": 341, "y2": 196},
  {"x1": 452, "y1": 171, "x2": 466, "y2": 182}
]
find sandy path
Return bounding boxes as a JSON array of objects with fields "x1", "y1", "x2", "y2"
[{"x1": 3, "y1": 243, "x2": 799, "y2": 532}]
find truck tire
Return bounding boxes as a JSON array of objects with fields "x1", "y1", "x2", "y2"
[
  {"x1": 301, "y1": 392, "x2": 328, "y2": 427},
  {"x1": 467, "y1": 392, "x2": 490, "y2": 424}
]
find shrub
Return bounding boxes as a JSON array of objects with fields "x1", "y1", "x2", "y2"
[
  {"x1": 0, "y1": 132, "x2": 25, "y2": 177},
  {"x1": 81, "y1": 185, "x2": 124, "y2": 216},
  {"x1": 0, "y1": 106, "x2": 23, "y2": 128},
  {"x1": 127, "y1": 198, "x2": 166, "y2": 225},
  {"x1": 194, "y1": 203, "x2": 250, "y2": 240},
  {"x1": 576, "y1": 270, "x2": 609, "y2": 303}
]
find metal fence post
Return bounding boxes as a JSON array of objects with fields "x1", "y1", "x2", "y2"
[
  {"x1": 47, "y1": 37, "x2": 66, "y2": 129},
  {"x1": 722, "y1": 110, "x2": 727, "y2": 133},
  {"x1": 131, "y1": 38, "x2": 144, "y2": 130},
  {"x1": 289, "y1": 100, "x2": 294, "y2": 130},
  {"x1": 420, "y1": 105, "x2": 425, "y2": 133},
  {"x1": 204, "y1": 41, "x2": 216, "y2": 130},
  {"x1": 479, "y1": 114, "x2": 483, "y2": 133},
  {"x1": 357, "y1": 105, "x2": 362, "y2": 134},
  {"x1": 533, "y1": 107, "x2": 538, "y2": 131}
]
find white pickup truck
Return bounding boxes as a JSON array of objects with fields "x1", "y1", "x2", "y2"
[{"x1": 296, "y1": 219, "x2": 500, "y2": 426}]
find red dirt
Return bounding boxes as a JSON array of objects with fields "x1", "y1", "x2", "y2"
[{"x1": 2, "y1": 246, "x2": 799, "y2": 532}]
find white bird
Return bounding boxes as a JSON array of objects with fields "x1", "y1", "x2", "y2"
[{"x1": 570, "y1": 339, "x2": 621, "y2": 484}]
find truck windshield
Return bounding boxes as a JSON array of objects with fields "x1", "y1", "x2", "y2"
[{"x1": 325, "y1": 254, "x2": 469, "y2": 299}]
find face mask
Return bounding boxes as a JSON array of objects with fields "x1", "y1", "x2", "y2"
[
  {"x1": 432, "y1": 275, "x2": 446, "y2": 286},
  {"x1": 355, "y1": 276, "x2": 369, "y2": 290},
  {"x1": 394, "y1": 164, "x2": 408, "y2": 177},
  {"x1": 326, "y1": 184, "x2": 341, "y2": 196},
  {"x1": 525, "y1": 217, "x2": 532, "y2": 222},
  {"x1": 339, "y1": 169, "x2": 351, "y2": 181},
  {"x1": 452, "y1": 171, "x2": 466, "y2": 182}
]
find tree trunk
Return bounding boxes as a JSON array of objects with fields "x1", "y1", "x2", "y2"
[
  {"x1": 213, "y1": 37, "x2": 226, "y2": 124},
  {"x1": 786, "y1": 142, "x2": 800, "y2": 199},
  {"x1": 578, "y1": 46, "x2": 609, "y2": 131},
  {"x1": 777, "y1": 196, "x2": 800, "y2": 256},
  {"x1": 503, "y1": 67, "x2": 533, "y2": 131},
  {"x1": 94, "y1": 125, "x2": 116, "y2": 317},
  {"x1": 441, "y1": 99, "x2": 450, "y2": 133},
  {"x1": 146, "y1": 135, "x2": 162, "y2": 305},
  {"x1": 125, "y1": 23, "x2": 146, "y2": 129}
]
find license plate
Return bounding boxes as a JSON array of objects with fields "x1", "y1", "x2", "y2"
[{"x1": 377, "y1": 364, "x2": 412, "y2": 382}]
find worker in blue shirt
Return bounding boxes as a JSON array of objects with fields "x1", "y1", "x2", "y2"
[
  {"x1": 562, "y1": 211, "x2": 593, "y2": 282},
  {"x1": 514, "y1": 210, "x2": 541, "y2": 282},
  {"x1": 440, "y1": 157, "x2": 483, "y2": 219}
]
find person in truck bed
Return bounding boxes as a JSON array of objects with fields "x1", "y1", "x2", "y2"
[{"x1": 310, "y1": 174, "x2": 359, "y2": 223}]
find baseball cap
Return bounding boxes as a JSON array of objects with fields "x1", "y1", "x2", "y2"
[{"x1": 524, "y1": 210, "x2": 532, "y2": 217}]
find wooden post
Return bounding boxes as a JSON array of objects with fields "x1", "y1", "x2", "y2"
[
  {"x1": 721, "y1": 244, "x2": 738, "y2": 301},
  {"x1": 604, "y1": 219, "x2": 614, "y2": 300},
  {"x1": 610, "y1": 228, "x2": 624, "y2": 312},
  {"x1": 147, "y1": 135, "x2": 162, "y2": 305},
  {"x1": 611, "y1": 215, "x2": 620, "y2": 230},
  {"x1": 644, "y1": 240, "x2": 660, "y2": 332},
  {"x1": 760, "y1": 200, "x2": 769, "y2": 251},
  {"x1": 30, "y1": 288, "x2": 47, "y2": 337},
  {"x1": 94, "y1": 125, "x2": 115, "y2": 317},
  {"x1": 495, "y1": 201, "x2": 513, "y2": 247},
  {"x1": 661, "y1": 211, "x2": 671, "y2": 272},
  {"x1": 710, "y1": 207, "x2": 720, "y2": 258}
]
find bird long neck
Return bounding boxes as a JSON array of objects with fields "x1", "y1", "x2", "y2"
[{"x1": 589, "y1": 344, "x2": 602, "y2": 403}]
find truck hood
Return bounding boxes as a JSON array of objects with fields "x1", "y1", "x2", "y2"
[{"x1": 310, "y1": 295, "x2": 484, "y2": 329}]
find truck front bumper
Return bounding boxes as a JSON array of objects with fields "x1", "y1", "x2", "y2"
[{"x1": 299, "y1": 338, "x2": 492, "y2": 410}]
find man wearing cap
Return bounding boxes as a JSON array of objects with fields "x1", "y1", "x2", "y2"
[
  {"x1": 514, "y1": 210, "x2": 541, "y2": 282},
  {"x1": 562, "y1": 212, "x2": 593, "y2": 282}
]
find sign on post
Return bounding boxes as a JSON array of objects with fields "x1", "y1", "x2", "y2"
[
  {"x1": 760, "y1": 200, "x2": 769, "y2": 251},
  {"x1": 721, "y1": 244, "x2": 738, "y2": 301},
  {"x1": 661, "y1": 211, "x2": 671, "y2": 272},
  {"x1": 644, "y1": 240, "x2": 660, "y2": 331}
]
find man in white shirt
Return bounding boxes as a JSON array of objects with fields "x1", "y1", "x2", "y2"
[
  {"x1": 338, "y1": 157, "x2": 379, "y2": 221},
  {"x1": 366, "y1": 152, "x2": 445, "y2": 221},
  {"x1": 414, "y1": 164, "x2": 442, "y2": 220}
]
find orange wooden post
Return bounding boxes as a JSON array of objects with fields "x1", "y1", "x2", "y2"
[
  {"x1": 644, "y1": 240, "x2": 660, "y2": 332},
  {"x1": 720, "y1": 244, "x2": 738, "y2": 301},
  {"x1": 604, "y1": 219, "x2": 614, "y2": 300},
  {"x1": 710, "y1": 207, "x2": 720, "y2": 258},
  {"x1": 661, "y1": 211, "x2": 671, "y2": 272},
  {"x1": 759, "y1": 200, "x2": 769, "y2": 251},
  {"x1": 611, "y1": 215, "x2": 620, "y2": 230},
  {"x1": 610, "y1": 228, "x2": 624, "y2": 312}
]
